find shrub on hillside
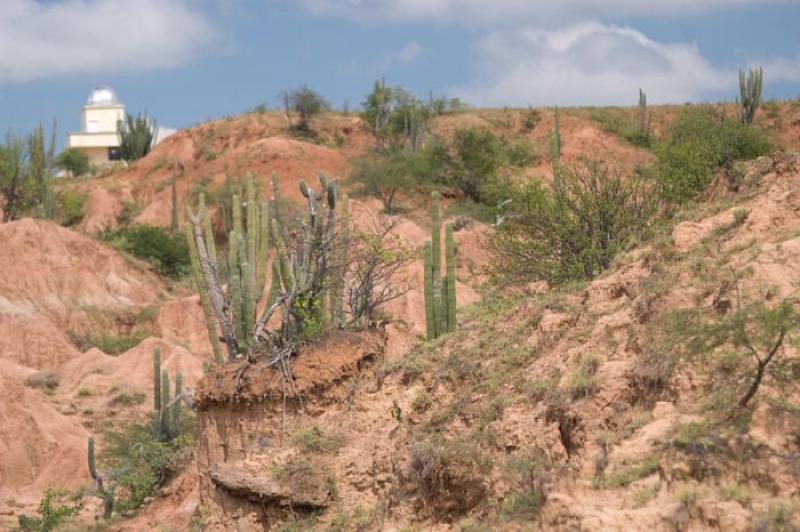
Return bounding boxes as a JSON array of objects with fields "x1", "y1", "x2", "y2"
[
  {"x1": 54, "y1": 189, "x2": 87, "y2": 226},
  {"x1": 101, "y1": 224, "x2": 190, "y2": 279},
  {"x1": 55, "y1": 148, "x2": 90, "y2": 177},
  {"x1": 490, "y1": 161, "x2": 656, "y2": 285},
  {"x1": 349, "y1": 149, "x2": 435, "y2": 212},
  {"x1": 97, "y1": 415, "x2": 194, "y2": 512},
  {"x1": 655, "y1": 106, "x2": 771, "y2": 203}
]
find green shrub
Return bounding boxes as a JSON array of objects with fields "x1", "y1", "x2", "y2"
[
  {"x1": 55, "y1": 148, "x2": 90, "y2": 177},
  {"x1": 291, "y1": 425, "x2": 345, "y2": 454},
  {"x1": 490, "y1": 160, "x2": 656, "y2": 285},
  {"x1": 98, "y1": 414, "x2": 195, "y2": 512},
  {"x1": 101, "y1": 224, "x2": 190, "y2": 279},
  {"x1": 655, "y1": 107, "x2": 771, "y2": 203},
  {"x1": 13, "y1": 489, "x2": 81, "y2": 532},
  {"x1": 69, "y1": 330, "x2": 148, "y2": 355},
  {"x1": 54, "y1": 189, "x2": 87, "y2": 226},
  {"x1": 450, "y1": 128, "x2": 505, "y2": 202},
  {"x1": 349, "y1": 148, "x2": 434, "y2": 213}
]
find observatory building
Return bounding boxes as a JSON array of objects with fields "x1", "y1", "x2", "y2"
[
  {"x1": 67, "y1": 86, "x2": 125, "y2": 166},
  {"x1": 66, "y1": 86, "x2": 175, "y2": 167}
]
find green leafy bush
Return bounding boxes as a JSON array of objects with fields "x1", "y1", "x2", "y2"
[
  {"x1": 490, "y1": 160, "x2": 656, "y2": 285},
  {"x1": 349, "y1": 149, "x2": 434, "y2": 212},
  {"x1": 14, "y1": 489, "x2": 81, "y2": 532},
  {"x1": 98, "y1": 414, "x2": 195, "y2": 512},
  {"x1": 101, "y1": 224, "x2": 190, "y2": 279},
  {"x1": 655, "y1": 107, "x2": 771, "y2": 203},
  {"x1": 55, "y1": 148, "x2": 90, "y2": 177},
  {"x1": 54, "y1": 189, "x2": 87, "y2": 226}
]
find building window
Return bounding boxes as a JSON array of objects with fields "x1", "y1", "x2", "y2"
[{"x1": 108, "y1": 147, "x2": 122, "y2": 161}]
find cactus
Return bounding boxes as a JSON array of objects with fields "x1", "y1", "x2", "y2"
[
  {"x1": 151, "y1": 349, "x2": 182, "y2": 441},
  {"x1": 153, "y1": 347, "x2": 161, "y2": 412},
  {"x1": 445, "y1": 223, "x2": 457, "y2": 333},
  {"x1": 185, "y1": 213, "x2": 224, "y2": 363},
  {"x1": 638, "y1": 89, "x2": 649, "y2": 141},
  {"x1": 550, "y1": 107, "x2": 561, "y2": 180},
  {"x1": 739, "y1": 67, "x2": 763, "y2": 124},
  {"x1": 423, "y1": 192, "x2": 458, "y2": 339},
  {"x1": 88, "y1": 437, "x2": 115, "y2": 518},
  {"x1": 170, "y1": 173, "x2": 178, "y2": 235},
  {"x1": 332, "y1": 194, "x2": 350, "y2": 327},
  {"x1": 172, "y1": 372, "x2": 182, "y2": 436},
  {"x1": 186, "y1": 172, "x2": 342, "y2": 360},
  {"x1": 423, "y1": 241, "x2": 435, "y2": 340}
]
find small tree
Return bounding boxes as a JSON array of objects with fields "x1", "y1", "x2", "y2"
[
  {"x1": 490, "y1": 161, "x2": 656, "y2": 285},
  {"x1": 118, "y1": 113, "x2": 156, "y2": 161},
  {"x1": 0, "y1": 123, "x2": 57, "y2": 222},
  {"x1": 56, "y1": 148, "x2": 90, "y2": 177},
  {"x1": 350, "y1": 150, "x2": 430, "y2": 213},
  {"x1": 285, "y1": 85, "x2": 329, "y2": 132}
]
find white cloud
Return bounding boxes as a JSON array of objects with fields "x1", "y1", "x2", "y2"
[
  {"x1": 0, "y1": 0, "x2": 218, "y2": 83},
  {"x1": 378, "y1": 41, "x2": 422, "y2": 71},
  {"x1": 451, "y1": 23, "x2": 800, "y2": 106},
  {"x1": 290, "y1": 0, "x2": 796, "y2": 25}
]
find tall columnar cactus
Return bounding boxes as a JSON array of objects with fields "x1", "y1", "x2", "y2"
[
  {"x1": 550, "y1": 107, "x2": 562, "y2": 181},
  {"x1": 88, "y1": 437, "x2": 115, "y2": 518},
  {"x1": 423, "y1": 192, "x2": 457, "y2": 339},
  {"x1": 445, "y1": 224, "x2": 457, "y2": 333},
  {"x1": 638, "y1": 89, "x2": 649, "y2": 141},
  {"x1": 423, "y1": 241, "x2": 435, "y2": 340},
  {"x1": 170, "y1": 173, "x2": 178, "y2": 235},
  {"x1": 152, "y1": 348, "x2": 182, "y2": 441},
  {"x1": 331, "y1": 194, "x2": 350, "y2": 327},
  {"x1": 739, "y1": 67, "x2": 763, "y2": 125},
  {"x1": 186, "y1": 172, "x2": 341, "y2": 361}
]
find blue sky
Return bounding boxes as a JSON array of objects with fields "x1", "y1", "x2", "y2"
[{"x1": 1, "y1": 0, "x2": 800, "y2": 149}]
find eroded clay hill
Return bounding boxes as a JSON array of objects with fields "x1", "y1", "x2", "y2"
[
  {"x1": 190, "y1": 154, "x2": 800, "y2": 531},
  {"x1": 0, "y1": 219, "x2": 209, "y2": 527}
]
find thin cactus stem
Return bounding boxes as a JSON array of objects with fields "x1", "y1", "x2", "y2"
[
  {"x1": 445, "y1": 223, "x2": 457, "y2": 333},
  {"x1": 172, "y1": 373, "x2": 182, "y2": 437},
  {"x1": 228, "y1": 231, "x2": 244, "y2": 347},
  {"x1": 199, "y1": 193, "x2": 217, "y2": 266},
  {"x1": 232, "y1": 193, "x2": 243, "y2": 238},
  {"x1": 88, "y1": 437, "x2": 97, "y2": 480},
  {"x1": 160, "y1": 369, "x2": 170, "y2": 440},
  {"x1": 423, "y1": 241, "x2": 435, "y2": 340},
  {"x1": 153, "y1": 347, "x2": 161, "y2": 412},
  {"x1": 170, "y1": 173, "x2": 178, "y2": 235},
  {"x1": 256, "y1": 202, "x2": 270, "y2": 300}
]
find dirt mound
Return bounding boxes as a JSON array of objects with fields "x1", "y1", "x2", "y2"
[{"x1": 0, "y1": 360, "x2": 90, "y2": 527}]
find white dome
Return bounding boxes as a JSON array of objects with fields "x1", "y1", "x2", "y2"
[{"x1": 86, "y1": 86, "x2": 121, "y2": 106}]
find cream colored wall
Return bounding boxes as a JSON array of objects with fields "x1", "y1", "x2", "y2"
[
  {"x1": 68, "y1": 132, "x2": 119, "y2": 148},
  {"x1": 78, "y1": 147, "x2": 110, "y2": 167},
  {"x1": 81, "y1": 106, "x2": 124, "y2": 134}
]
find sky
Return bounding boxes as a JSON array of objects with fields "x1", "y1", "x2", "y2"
[{"x1": 1, "y1": 0, "x2": 800, "y2": 148}]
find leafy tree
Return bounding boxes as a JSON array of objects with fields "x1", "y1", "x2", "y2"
[
  {"x1": 55, "y1": 148, "x2": 90, "y2": 177},
  {"x1": 118, "y1": 112, "x2": 156, "y2": 161},
  {"x1": 447, "y1": 128, "x2": 506, "y2": 203},
  {"x1": 654, "y1": 106, "x2": 770, "y2": 203},
  {"x1": 350, "y1": 149, "x2": 432, "y2": 213},
  {"x1": 284, "y1": 85, "x2": 329, "y2": 131},
  {"x1": 490, "y1": 161, "x2": 656, "y2": 285}
]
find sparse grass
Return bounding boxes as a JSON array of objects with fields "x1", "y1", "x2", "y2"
[
  {"x1": 673, "y1": 422, "x2": 715, "y2": 449},
  {"x1": 412, "y1": 390, "x2": 433, "y2": 413},
  {"x1": 568, "y1": 354, "x2": 602, "y2": 399},
  {"x1": 109, "y1": 391, "x2": 146, "y2": 407},
  {"x1": 753, "y1": 501, "x2": 797, "y2": 532},
  {"x1": 500, "y1": 450, "x2": 550, "y2": 521},
  {"x1": 526, "y1": 375, "x2": 559, "y2": 403},
  {"x1": 719, "y1": 482, "x2": 751, "y2": 507},
  {"x1": 77, "y1": 387, "x2": 92, "y2": 397},
  {"x1": 633, "y1": 482, "x2": 660, "y2": 507},
  {"x1": 68, "y1": 330, "x2": 148, "y2": 356},
  {"x1": 592, "y1": 454, "x2": 660, "y2": 489},
  {"x1": 291, "y1": 425, "x2": 344, "y2": 454},
  {"x1": 328, "y1": 505, "x2": 375, "y2": 532}
]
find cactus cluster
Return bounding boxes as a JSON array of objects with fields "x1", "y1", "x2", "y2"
[
  {"x1": 738, "y1": 67, "x2": 763, "y2": 125},
  {"x1": 186, "y1": 172, "x2": 344, "y2": 361},
  {"x1": 423, "y1": 191, "x2": 457, "y2": 339},
  {"x1": 152, "y1": 347, "x2": 183, "y2": 441}
]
